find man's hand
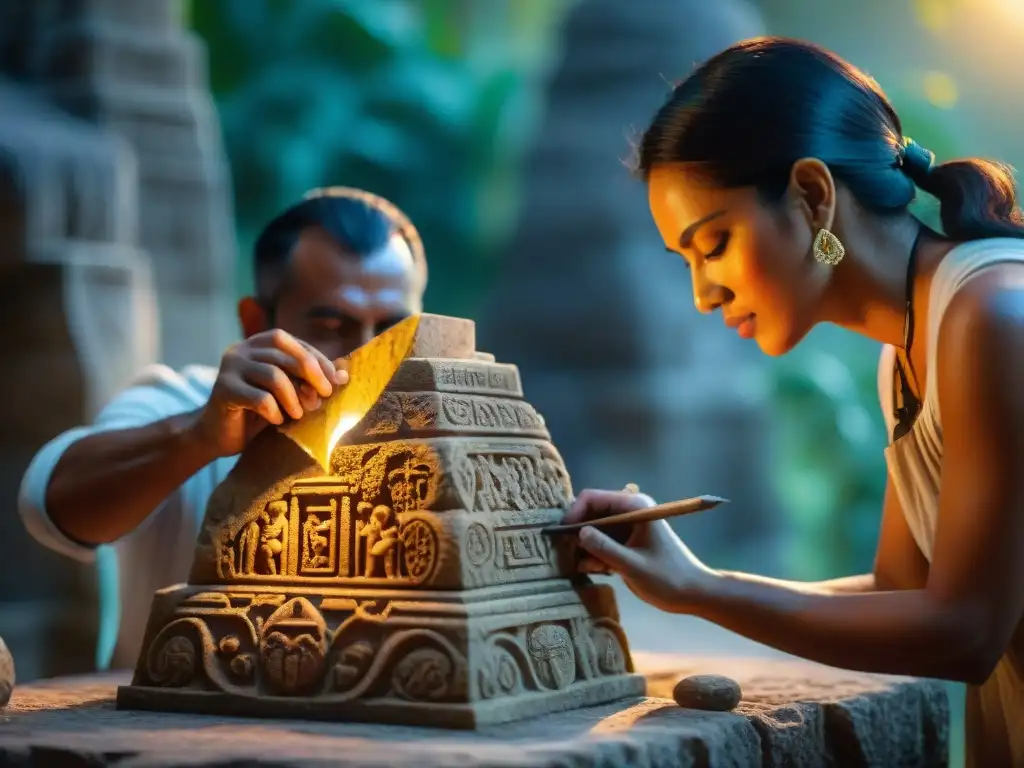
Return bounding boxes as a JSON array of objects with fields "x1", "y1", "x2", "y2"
[{"x1": 193, "y1": 330, "x2": 349, "y2": 458}]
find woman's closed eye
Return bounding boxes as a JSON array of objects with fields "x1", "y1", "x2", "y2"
[{"x1": 704, "y1": 231, "x2": 731, "y2": 260}]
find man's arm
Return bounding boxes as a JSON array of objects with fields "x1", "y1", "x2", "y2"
[
  {"x1": 45, "y1": 407, "x2": 218, "y2": 546},
  {"x1": 20, "y1": 330, "x2": 344, "y2": 554},
  {"x1": 18, "y1": 367, "x2": 222, "y2": 557}
]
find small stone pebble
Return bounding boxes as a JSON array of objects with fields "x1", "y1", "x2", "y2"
[
  {"x1": 0, "y1": 635, "x2": 15, "y2": 709},
  {"x1": 672, "y1": 673, "x2": 742, "y2": 712}
]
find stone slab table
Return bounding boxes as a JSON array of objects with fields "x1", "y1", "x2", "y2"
[{"x1": 0, "y1": 653, "x2": 948, "y2": 767}]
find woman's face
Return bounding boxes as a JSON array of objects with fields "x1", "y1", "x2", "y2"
[{"x1": 647, "y1": 164, "x2": 823, "y2": 356}]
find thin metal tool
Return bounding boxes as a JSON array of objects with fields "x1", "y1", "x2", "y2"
[
  {"x1": 540, "y1": 494, "x2": 729, "y2": 536},
  {"x1": 278, "y1": 315, "x2": 420, "y2": 471}
]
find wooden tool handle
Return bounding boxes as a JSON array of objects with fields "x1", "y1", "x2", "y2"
[{"x1": 540, "y1": 494, "x2": 728, "y2": 535}]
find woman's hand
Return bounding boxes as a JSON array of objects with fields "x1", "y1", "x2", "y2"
[{"x1": 566, "y1": 488, "x2": 715, "y2": 613}]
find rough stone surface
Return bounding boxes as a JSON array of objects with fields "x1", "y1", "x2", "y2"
[
  {"x1": 673, "y1": 674, "x2": 742, "y2": 712},
  {"x1": 0, "y1": 655, "x2": 948, "y2": 767},
  {"x1": 0, "y1": 636, "x2": 14, "y2": 708},
  {"x1": 408, "y1": 313, "x2": 477, "y2": 359}
]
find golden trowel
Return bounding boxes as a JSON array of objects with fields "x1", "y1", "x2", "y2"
[{"x1": 278, "y1": 314, "x2": 420, "y2": 471}]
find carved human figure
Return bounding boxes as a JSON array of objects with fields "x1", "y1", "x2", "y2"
[
  {"x1": 359, "y1": 504, "x2": 399, "y2": 578},
  {"x1": 258, "y1": 501, "x2": 289, "y2": 575},
  {"x1": 302, "y1": 513, "x2": 332, "y2": 570},
  {"x1": 238, "y1": 518, "x2": 260, "y2": 575}
]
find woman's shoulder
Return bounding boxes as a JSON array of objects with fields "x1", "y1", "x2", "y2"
[
  {"x1": 929, "y1": 238, "x2": 1024, "y2": 331},
  {"x1": 934, "y1": 238, "x2": 1024, "y2": 286},
  {"x1": 925, "y1": 237, "x2": 1024, "y2": 399}
]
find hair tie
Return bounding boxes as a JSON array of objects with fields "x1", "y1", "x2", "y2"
[{"x1": 898, "y1": 136, "x2": 935, "y2": 178}]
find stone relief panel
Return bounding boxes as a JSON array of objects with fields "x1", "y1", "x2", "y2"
[
  {"x1": 338, "y1": 391, "x2": 548, "y2": 445},
  {"x1": 330, "y1": 437, "x2": 572, "y2": 516},
  {"x1": 191, "y1": 434, "x2": 577, "y2": 589},
  {"x1": 214, "y1": 478, "x2": 443, "y2": 589},
  {"x1": 125, "y1": 581, "x2": 641, "y2": 725}
]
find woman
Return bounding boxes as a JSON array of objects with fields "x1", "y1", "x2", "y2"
[{"x1": 565, "y1": 37, "x2": 1024, "y2": 765}]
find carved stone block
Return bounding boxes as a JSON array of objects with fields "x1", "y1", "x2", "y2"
[
  {"x1": 408, "y1": 314, "x2": 476, "y2": 359},
  {"x1": 388, "y1": 358, "x2": 523, "y2": 398},
  {"x1": 116, "y1": 580, "x2": 642, "y2": 727},
  {"x1": 342, "y1": 393, "x2": 546, "y2": 441},
  {"x1": 120, "y1": 316, "x2": 643, "y2": 726}
]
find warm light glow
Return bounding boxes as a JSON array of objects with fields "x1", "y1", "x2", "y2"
[
  {"x1": 326, "y1": 413, "x2": 362, "y2": 461},
  {"x1": 921, "y1": 70, "x2": 959, "y2": 109},
  {"x1": 914, "y1": 0, "x2": 952, "y2": 32}
]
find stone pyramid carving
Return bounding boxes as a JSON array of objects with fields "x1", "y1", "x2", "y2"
[{"x1": 116, "y1": 315, "x2": 645, "y2": 727}]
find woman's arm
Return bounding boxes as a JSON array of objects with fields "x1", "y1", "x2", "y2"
[
  {"x1": 718, "y1": 478, "x2": 930, "y2": 596},
  {"x1": 574, "y1": 274, "x2": 1024, "y2": 684}
]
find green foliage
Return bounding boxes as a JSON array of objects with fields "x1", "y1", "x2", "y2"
[
  {"x1": 186, "y1": 0, "x2": 575, "y2": 315},
  {"x1": 769, "y1": 337, "x2": 887, "y2": 580}
]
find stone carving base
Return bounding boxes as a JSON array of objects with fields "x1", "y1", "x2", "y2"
[
  {"x1": 116, "y1": 578, "x2": 644, "y2": 728},
  {"x1": 3, "y1": 655, "x2": 949, "y2": 767}
]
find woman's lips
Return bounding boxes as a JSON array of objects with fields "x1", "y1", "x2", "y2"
[{"x1": 728, "y1": 313, "x2": 756, "y2": 339}]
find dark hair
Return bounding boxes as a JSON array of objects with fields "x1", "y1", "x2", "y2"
[
  {"x1": 635, "y1": 37, "x2": 1024, "y2": 241},
  {"x1": 253, "y1": 186, "x2": 425, "y2": 307}
]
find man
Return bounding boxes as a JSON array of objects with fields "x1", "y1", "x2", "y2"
[{"x1": 18, "y1": 187, "x2": 427, "y2": 670}]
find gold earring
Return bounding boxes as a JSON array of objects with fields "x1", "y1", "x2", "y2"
[{"x1": 813, "y1": 228, "x2": 845, "y2": 266}]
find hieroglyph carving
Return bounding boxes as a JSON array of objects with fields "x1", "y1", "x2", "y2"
[
  {"x1": 387, "y1": 359, "x2": 523, "y2": 398},
  {"x1": 331, "y1": 439, "x2": 572, "y2": 516},
  {"x1": 352, "y1": 392, "x2": 546, "y2": 441},
  {"x1": 435, "y1": 362, "x2": 519, "y2": 395},
  {"x1": 458, "y1": 449, "x2": 572, "y2": 514},
  {"x1": 219, "y1": 479, "x2": 439, "y2": 586},
  {"x1": 498, "y1": 528, "x2": 550, "y2": 569}
]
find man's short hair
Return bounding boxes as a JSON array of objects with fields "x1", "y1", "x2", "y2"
[{"x1": 252, "y1": 187, "x2": 426, "y2": 306}]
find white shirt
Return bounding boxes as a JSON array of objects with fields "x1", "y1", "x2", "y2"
[
  {"x1": 17, "y1": 364, "x2": 236, "y2": 670},
  {"x1": 876, "y1": 238, "x2": 1024, "y2": 764},
  {"x1": 878, "y1": 238, "x2": 1024, "y2": 560}
]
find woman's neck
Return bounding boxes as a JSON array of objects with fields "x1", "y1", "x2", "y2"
[{"x1": 818, "y1": 214, "x2": 934, "y2": 348}]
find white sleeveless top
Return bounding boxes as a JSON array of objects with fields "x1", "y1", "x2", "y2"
[
  {"x1": 878, "y1": 237, "x2": 1024, "y2": 561},
  {"x1": 877, "y1": 237, "x2": 1024, "y2": 766}
]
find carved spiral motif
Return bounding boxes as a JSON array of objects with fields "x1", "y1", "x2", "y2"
[
  {"x1": 480, "y1": 647, "x2": 521, "y2": 699},
  {"x1": 401, "y1": 519, "x2": 438, "y2": 583},
  {"x1": 391, "y1": 648, "x2": 453, "y2": 701},
  {"x1": 230, "y1": 653, "x2": 255, "y2": 681},
  {"x1": 332, "y1": 640, "x2": 375, "y2": 691},
  {"x1": 150, "y1": 635, "x2": 196, "y2": 688},
  {"x1": 441, "y1": 397, "x2": 474, "y2": 426}
]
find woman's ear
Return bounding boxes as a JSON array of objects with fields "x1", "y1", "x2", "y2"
[
  {"x1": 788, "y1": 157, "x2": 837, "y2": 232},
  {"x1": 237, "y1": 296, "x2": 270, "y2": 338}
]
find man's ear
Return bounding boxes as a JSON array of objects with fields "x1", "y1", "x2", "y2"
[
  {"x1": 238, "y1": 296, "x2": 270, "y2": 338},
  {"x1": 787, "y1": 157, "x2": 837, "y2": 232}
]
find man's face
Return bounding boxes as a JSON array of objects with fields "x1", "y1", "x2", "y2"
[{"x1": 251, "y1": 226, "x2": 425, "y2": 360}]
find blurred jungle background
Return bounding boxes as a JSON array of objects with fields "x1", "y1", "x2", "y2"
[{"x1": 2, "y1": 0, "x2": 1023, "y2": 762}]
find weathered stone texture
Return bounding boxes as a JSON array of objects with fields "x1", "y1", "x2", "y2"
[
  {"x1": 0, "y1": 655, "x2": 948, "y2": 767},
  {"x1": 119, "y1": 317, "x2": 644, "y2": 728}
]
